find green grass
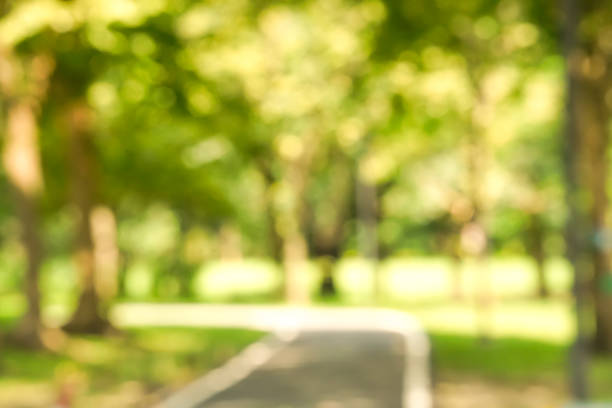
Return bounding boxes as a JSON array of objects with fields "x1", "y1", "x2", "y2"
[
  {"x1": 0, "y1": 327, "x2": 264, "y2": 408},
  {"x1": 431, "y1": 333, "x2": 567, "y2": 383},
  {"x1": 409, "y1": 299, "x2": 612, "y2": 402},
  {"x1": 2, "y1": 255, "x2": 610, "y2": 404},
  {"x1": 10, "y1": 255, "x2": 570, "y2": 306},
  {"x1": 429, "y1": 329, "x2": 612, "y2": 402},
  {"x1": 407, "y1": 299, "x2": 574, "y2": 343},
  {"x1": 591, "y1": 355, "x2": 612, "y2": 400}
]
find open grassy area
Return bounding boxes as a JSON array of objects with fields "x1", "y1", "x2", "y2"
[
  {"x1": 407, "y1": 299, "x2": 612, "y2": 406},
  {"x1": 2, "y1": 256, "x2": 611, "y2": 406},
  {"x1": 0, "y1": 255, "x2": 571, "y2": 309},
  {"x1": 0, "y1": 327, "x2": 263, "y2": 408}
]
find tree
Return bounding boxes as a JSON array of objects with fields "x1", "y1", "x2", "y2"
[
  {"x1": 561, "y1": 0, "x2": 612, "y2": 355},
  {"x1": 562, "y1": 0, "x2": 589, "y2": 398},
  {"x1": 0, "y1": 50, "x2": 53, "y2": 346},
  {"x1": 61, "y1": 101, "x2": 110, "y2": 333}
]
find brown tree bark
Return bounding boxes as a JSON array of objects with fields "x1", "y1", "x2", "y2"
[
  {"x1": 562, "y1": 0, "x2": 590, "y2": 397},
  {"x1": 1, "y1": 52, "x2": 53, "y2": 347},
  {"x1": 578, "y1": 75, "x2": 612, "y2": 353},
  {"x1": 62, "y1": 103, "x2": 110, "y2": 334},
  {"x1": 2, "y1": 102, "x2": 44, "y2": 347}
]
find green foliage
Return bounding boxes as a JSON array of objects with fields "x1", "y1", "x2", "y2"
[{"x1": 0, "y1": 0, "x2": 574, "y2": 262}]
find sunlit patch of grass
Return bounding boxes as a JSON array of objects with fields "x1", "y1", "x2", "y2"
[
  {"x1": 406, "y1": 299, "x2": 574, "y2": 343},
  {"x1": 193, "y1": 259, "x2": 283, "y2": 301},
  {"x1": 1, "y1": 256, "x2": 574, "y2": 312}
]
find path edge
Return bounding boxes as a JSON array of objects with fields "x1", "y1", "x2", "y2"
[
  {"x1": 113, "y1": 304, "x2": 432, "y2": 408},
  {"x1": 154, "y1": 329, "x2": 298, "y2": 408}
]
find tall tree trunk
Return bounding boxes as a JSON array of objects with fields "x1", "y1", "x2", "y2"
[
  {"x1": 562, "y1": 0, "x2": 590, "y2": 397},
  {"x1": 527, "y1": 214, "x2": 549, "y2": 298},
  {"x1": 356, "y1": 170, "x2": 380, "y2": 301},
  {"x1": 258, "y1": 165, "x2": 284, "y2": 264},
  {"x1": 282, "y1": 216, "x2": 309, "y2": 304},
  {"x1": 2, "y1": 101, "x2": 44, "y2": 346},
  {"x1": 62, "y1": 103, "x2": 109, "y2": 334},
  {"x1": 274, "y1": 132, "x2": 320, "y2": 304},
  {"x1": 579, "y1": 77, "x2": 612, "y2": 352},
  {"x1": 1, "y1": 52, "x2": 53, "y2": 347},
  {"x1": 279, "y1": 160, "x2": 311, "y2": 304},
  {"x1": 311, "y1": 155, "x2": 351, "y2": 297},
  {"x1": 90, "y1": 205, "x2": 119, "y2": 301}
]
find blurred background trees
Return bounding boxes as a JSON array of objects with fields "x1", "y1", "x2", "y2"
[{"x1": 2, "y1": 0, "x2": 612, "y2": 401}]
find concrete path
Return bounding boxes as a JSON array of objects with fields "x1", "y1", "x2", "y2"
[
  {"x1": 201, "y1": 330, "x2": 405, "y2": 408},
  {"x1": 111, "y1": 304, "x2": 431, "y2": 408}
]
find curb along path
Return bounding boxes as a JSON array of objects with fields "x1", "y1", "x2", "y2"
[{"x1": 111, "y1": 304, "x2": 432, "y2": 408}]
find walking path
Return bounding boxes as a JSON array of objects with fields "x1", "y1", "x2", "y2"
[
  {"x1": 111, "y1": 304, "x2": 432, "y2": 408},
  {"x1": 199, "y1": 329, "x2": 405, "y2": 408}
]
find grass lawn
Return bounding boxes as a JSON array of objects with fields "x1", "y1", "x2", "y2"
[
  {"x1": 406, "y1": 299, "x2": 612, "y2": 406},
  {"x1": 2, "y1": 256, "x2": 612, "y2": 406},
  {"x1": 0, "y1": 327, "x2": 264, "y2": 408}
]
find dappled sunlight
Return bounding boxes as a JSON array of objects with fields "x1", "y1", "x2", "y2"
[{"x1": 2, "y1": 0, "x2": 612, "y2": 406}]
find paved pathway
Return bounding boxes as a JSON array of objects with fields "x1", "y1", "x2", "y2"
[
  {"x1": 111, "y1": 304, "x2": 431, "y2": 408},
  {"x1": 200, "y1": 330, "x2": 405, "y2": 408}
]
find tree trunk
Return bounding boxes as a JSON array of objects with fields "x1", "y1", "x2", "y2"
[
  {"x1": 356, "y1": 171, "x2": 380, "y2": 301},
  {"x1": 90, "y1": 205, "x2": 119, "y2": 301},
  {"x1": 579, "y1": 77, "x2": 612, "y2": 353},
  {"x1": 2, "y1": 101, "x2": 45, "y2": 347},
  {"x1": 282, "y1": 223, "x2": 309, "y2": 304},
  {"x1": 527, "y1": 214, "x2": 549, "y2": 298},
  {"x1": 1, "y1": 52, "x2": 53, "y2": 347},
  {"x1": 62, "y1": 103, "x2": 109, "y2": 334},
  {"x1": 279, "y1": 159, "x2": 310, "y2": 304},
  {"x1": 257, "y1": 161, "x2": 284, "y2": 263},
  {"x1": 562, "y1": 0, "x2": 590, "y2": 397},
  {"x1": 311, "y1": 155, "x2": 351, "y2": 297},
  {"x1": 274, "y1": 133, "x2": 320, "y2": 304},
  {"x1": 450, "y1": 252, "x2": 463, "y2": 301}
]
